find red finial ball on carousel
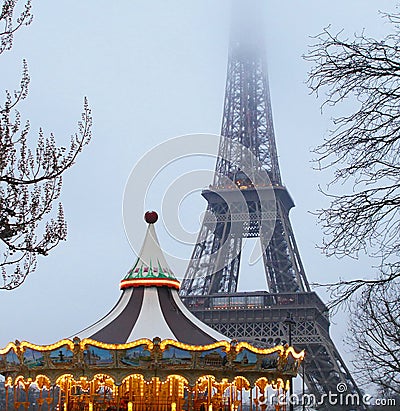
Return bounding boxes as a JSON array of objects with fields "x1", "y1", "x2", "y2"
[{"x1": 145, "y1": 211, "x2": 158, "y2": 224}]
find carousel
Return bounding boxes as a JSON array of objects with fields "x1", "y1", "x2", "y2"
[{"x1": 0, "y1": 212, "x2": 304, "y2": 411}]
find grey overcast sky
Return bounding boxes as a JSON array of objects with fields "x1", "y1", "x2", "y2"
[{"x1": 0, "y1": 0, "x2": 394, "y2": 378}]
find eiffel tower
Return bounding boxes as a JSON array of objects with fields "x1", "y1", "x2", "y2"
[{"x1": 179, "y1": 1, "x2": 366, "y2": 409}]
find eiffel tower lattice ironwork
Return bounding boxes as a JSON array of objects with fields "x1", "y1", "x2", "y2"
[{"x1": 179, "y1": 1, "x2": 365, "y2": 409}]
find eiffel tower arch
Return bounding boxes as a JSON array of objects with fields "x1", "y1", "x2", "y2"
[{"x1": 179, "y1": 1, "x2": 366, "y2": 409}]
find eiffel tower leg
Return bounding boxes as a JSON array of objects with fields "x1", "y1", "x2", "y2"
[
  {"x1": 180, "y1": 207, "x2": 244, "y2": 296},
  {"x1": 181, "y1": 298, "x2": 367, "y2": 411},
  {"x1": 299, "y1": 332, "x2": 367, "y2": 410}
]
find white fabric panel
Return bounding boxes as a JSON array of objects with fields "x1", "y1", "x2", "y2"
[
  {"x1": 133, "y1": 224, "x2": 174, "y2": 276},
  {"x1": 73, "y1": 288, "x2": 133, "y2": 339},
  {"x1": 127, "y1": 287, "x2": 176, "y2": 341},
  {"x1": 171, "y1": 290, "x2": 230, "y2": 341}
]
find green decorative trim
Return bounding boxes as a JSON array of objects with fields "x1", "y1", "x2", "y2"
[{"x1": 123, "y1": 258, "x2": 177, "y2": 282}]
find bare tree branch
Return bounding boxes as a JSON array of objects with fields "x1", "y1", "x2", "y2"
[
  {"x1": 304, "y1": 9, "x2": 400, "y2": 301},
  {"x1": 347, "y1": 281, "x2": 400, "y2": 395}
]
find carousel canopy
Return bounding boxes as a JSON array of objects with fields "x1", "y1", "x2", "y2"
[
  {"x1": 73, "y1": 211, "x2": 227, "y2": 345},
  {"x1": 0, "y1": 212, "x2": 305, "y2": 411}
]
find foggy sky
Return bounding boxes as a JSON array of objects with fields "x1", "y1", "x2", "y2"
[{"x1": 0, "y1": 0, "x2": 393, "y2": 383}]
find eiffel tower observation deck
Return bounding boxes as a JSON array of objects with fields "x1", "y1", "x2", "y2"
[{"x1": 179, "y1": 1, "x2": 366, "y2": 409}]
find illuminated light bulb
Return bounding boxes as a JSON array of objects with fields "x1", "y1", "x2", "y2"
[
  {"x1": 209, "y1": 405, "x2": 213, "y2": 411},
  {"x1": 128, "y1": 402, "x2": 133, "y2": 411},
  {"x1": 89, "y1": 403, "x2": 93, "y2": 411},
  {"x1": 171, "y1": 402, "x2": 176, "y2": 411}
]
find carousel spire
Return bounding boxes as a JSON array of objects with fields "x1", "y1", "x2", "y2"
[
  {"x1": 73, "y1": 211, "x2": 227, "y2": 344},
  {"x1": 120, "y1": 211, "x2": 180, "y2": 290}
]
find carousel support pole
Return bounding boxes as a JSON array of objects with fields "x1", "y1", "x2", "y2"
[
  {"x1": 128, "y1": 377, "x2": 133, "y2": 411},
  {"x1": 57, "y1": 384, "x2": 62, "y2": 411},
  {"x1": 5, "y1": 383, "x2": 9, "y2": 411},
  {"x1": 235, "y1": 384, "x2": 238, "y2": 410},
  {"x1": 157, "y1": 382, "x2": 162, "y2": 410},
  {"x1": 169, "y1": 380, "x2": 172, "y2": 411},
  {"x1": 13, "y1": 383, "x2": 17, "y2": 411},
  {"x1": 165, "y1": 380, "x2": 168, "y2": 411},
  {"x1": 276, "y1": 387, "x2": 280, "y2": 411},
  {"x1": 47, "y1": 386, "x2": 50, "y2": 411},
  {"x1": 51, "y1": 385, "x2": 56, "y2": 411},
  {"x1": 64, "y1": 380, "x2": 70, "y2": 411},
  {"x1": 141, "y1": 379, "x2": 145, "y2": 411},
  {"x1": 249, "y1": 387, "x2": 253, "y2": 411},
  {"x1": 169, "y1": 379, "x2": 172, "y2": 411},
  {"x1": 116, "y1": 385, "x2": 120, "y2": 411},
  {"x1": 179, "y1": 380, "x2": 183, "y2": 411},
  {"x1": 302, "y1": 362, "x2": 305, "y2": 411},
  {"x1": 23, "y1": 382, "x2": 30, "y2": 411},
  {"x1": 189, "y1": 386, "x2": 194, "y2": 411},
  {"x1": 166, "y1": 381, "x2": 169, "y2": 411},
  {"x1": 176, "y1": 380, "x2": 181, "y2": 411},
  {"x1": 24, "y1": 383, "x2": 28, "y2": 406},
  {"x1": 153, "y1": 379, "x2": 157, "y2": 411},
  {"x1": 38, "y1": 388, "x2": 43, "y2": 411},
  {"x1": 160, "y1": 380, "x2": 163, "y2": 411},
  {"x1": 178, "y1": 380, "x2": 181, "y2": 411},
  {"x1": 86, "y1": 382, "x2": 90, "y2": 411},
  {"x1": 207, "y1": 377, "x2": 212, "y2": 411}
]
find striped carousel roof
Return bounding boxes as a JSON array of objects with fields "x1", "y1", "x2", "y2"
[{"x1": 74, "y1": 211, "x2": 227, "y2": 345}]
